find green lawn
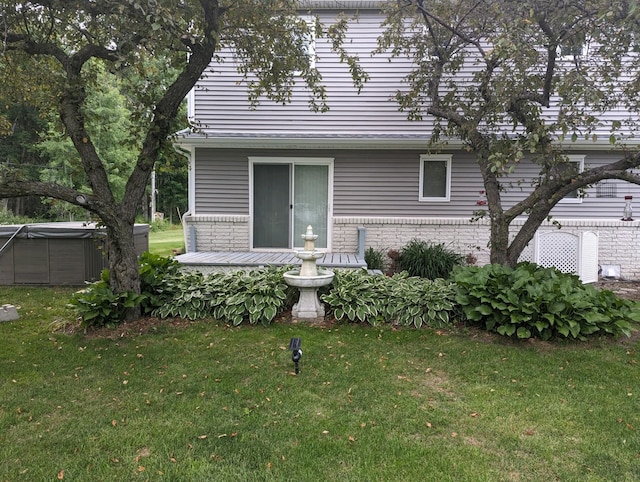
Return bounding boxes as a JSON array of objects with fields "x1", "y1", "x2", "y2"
[
  {"x1": 1, "y1": 286, "x2": 639, "y2": 481},
  {"x1": 148, "y1": 224, "x2": 185, "y2": 257}
]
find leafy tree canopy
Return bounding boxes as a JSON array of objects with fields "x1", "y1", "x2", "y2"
[
  {"x1": 377, "y1": 0, "x2": 640, "y2": 265},
  {"x1": 0, "y1": 0, "x2": 349, "y2": 318}
]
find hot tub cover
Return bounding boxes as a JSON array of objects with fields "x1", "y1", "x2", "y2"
[{"x1": 0, "y1": 222, "x2": 149, "y2": 239}]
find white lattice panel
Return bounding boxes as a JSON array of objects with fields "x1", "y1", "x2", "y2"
[
  {"x1": 518, "y1": 241, "x2": 535, "y2": 263},
  {"x1": 517, "y1": 230, "x2": 599, "y2": 283},
  {"x1": 537, "y1": 232, "x2": 579, "y2": 273}
]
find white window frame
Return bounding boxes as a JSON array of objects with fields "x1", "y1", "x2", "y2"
[
  {"x1": 292, "y1": 16, "x2": 316, "y2": 72},
  {"x1": 419, "y1": 154, "x2": 452, "y2": 202},
  {"x1": 557, "y1": 35, "x2": 592, "y2": 60},
  {"x1": 248, "y1": 157, "x2": 334, "y2": 251},
  {"x1": 558, "y1": 155, "x2": 585, "y2": 204}
]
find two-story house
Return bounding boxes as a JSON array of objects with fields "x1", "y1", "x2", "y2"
[{"x1": 175, "y1": 0, "x2": 640, "y2": 281}]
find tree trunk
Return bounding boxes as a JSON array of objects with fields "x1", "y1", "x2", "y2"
[
  {"x1": 105, "y1": 218, "x2": 141, "y2": 321},
  {"x1": 489, "y1": 213, "x2": 512, "y2": 266}
]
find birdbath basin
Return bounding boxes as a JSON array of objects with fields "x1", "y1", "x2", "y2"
[{"x1": 283, "y1": 225, "x2": 335, "y2": 320}]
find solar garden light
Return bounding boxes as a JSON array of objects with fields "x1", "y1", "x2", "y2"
[{"x1": 288, "y1": 338, "x2": 302, "y2": 374}]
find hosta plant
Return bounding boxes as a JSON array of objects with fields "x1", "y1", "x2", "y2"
[
  {"x1": 153, "y1": 266, "x2": 295, "y2": 325},
  {"x1": 454, "y1": 263, "x2": 640, "y2": 340},
  {"x1": 321, "y1": 270, "x2": 458, "y2": 328}
]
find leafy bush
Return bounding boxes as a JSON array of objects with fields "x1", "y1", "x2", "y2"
[
  {"x1": 70, "y1": 253, "x2": 181, "y2": 328},
  {"x1": 364, "y1": 247, "x2": 385, "y2": 270},
  {"x1": 321, "y1": 270, "x2": 458, "y2": 328},
  {"x1": 0, "y1": 209, "x2": 40, "y2": 225},
  {"x1": 454, "y1": 263, "x2": 640, "y2": 340},
  {"x1": 153, "y1": 266, "x2": 296, "y2": 325},
  {"x1": 388, "y1": 273, "x2": 457, "y2": 328},
  {"x1": 138, "y1": 252, "x2": 180, "y2": 314},
  {"x1": 69, "y1": 281, "x2": 145, "y2": 329},
  {"x1": 398, "y1": 239, "x2": 465, "y2": 279},
  {"x1": 321, "y1": 270, "x2": 391, "y2": 324}
]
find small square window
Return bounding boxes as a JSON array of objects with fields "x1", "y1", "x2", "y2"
[
  {"x1": 419, "y1": 154, "x2": 451, "y2": 202},
  {"x1": 558, "y1": 155, "x2": 585, "y2": 203}
]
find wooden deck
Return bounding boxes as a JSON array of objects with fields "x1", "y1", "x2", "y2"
[{"x1": 174, "y1": 251, "x2": 367, "y2": 270}]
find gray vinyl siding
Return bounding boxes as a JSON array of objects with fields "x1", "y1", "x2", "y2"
[
  {"x1": 195, "y1": 147, "x2": 640, "y2": 219},
  {"x1": 193, "y1": 9, "x2": 433, "y2": 136},
  {"x1": 194, "y1": 149, "x2": 250, "y2": 214}
]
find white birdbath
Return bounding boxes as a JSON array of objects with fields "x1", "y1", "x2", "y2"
[{"x1": 283, "y1": 225, "x2": 335, "y2": 320}]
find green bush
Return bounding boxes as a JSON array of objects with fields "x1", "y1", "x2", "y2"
[
  {"x1": 69, "y1": 281, "x2": 145, "y2": 329},
  {"x1": 70, "y1": 253, "x2": 179, "y2": 327},
  {"x1": 321, "y1": 270, "x2": 391, "y2": 324},
  {"x1": 321, "y1": 270, "x2": 458, "y2": 328},
  {"x1": 454, "y1": 263, "x2": 640, "y2": 340},
  {"x1": 153, "y1": 266, "x2": 296, "y2": 325},
  {"x1": 364, "y1": 247, "x2": 385, "y2": 270},
  {"x1": 138, "y1": 252, "x2": 180, "y2": 314},
  {"x1": 388, "y1": 273, "x2": 457, "y2": 328},
  {"x1": 398, "y1": 239, "x2": 465, "y2": 279}
]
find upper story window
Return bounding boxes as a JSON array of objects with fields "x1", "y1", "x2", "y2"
[
  {"x1": 557, "y1": 155, "x2": 585, "y2": 203},
  {"x1": 276, "y1": 16, "x2": 316, "y2": 73},
  {"x1": 558, "y1": 34, "x2": 592, "y2": 60},
  {"x1": 419, "y1": 154, "x2": 451, "y2": 202}
]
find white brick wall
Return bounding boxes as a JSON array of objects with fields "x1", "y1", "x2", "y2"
[
  {"x1": 184, "y1": 215, "x2": 250, "y2": 251},
  {"x1": 184, "y1": 215, "x2": 640, "y2": 279}
]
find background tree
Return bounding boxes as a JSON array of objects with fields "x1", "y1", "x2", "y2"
[
  {"x1": 378, "y1": 0, "x2": 640, "y2": 266},
  {"x1": 0, "y1": 0, "x2": 339, "y2": 319}
]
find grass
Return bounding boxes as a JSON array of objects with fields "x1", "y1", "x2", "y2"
[
  {"x1": 1, "y1": 286, "x2": 639, "y2": 481},
  {"x1": 148, "y1": 224, "x2": 185, "y2": 257}
]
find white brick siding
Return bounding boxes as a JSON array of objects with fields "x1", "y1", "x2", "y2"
[{"x1": 185, "y1": 215, "x2": 640, "y2": 279}]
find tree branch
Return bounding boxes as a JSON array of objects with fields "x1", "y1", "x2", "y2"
[{"x1": 0, "y1": 180, "x2": 97, "y2": 212}]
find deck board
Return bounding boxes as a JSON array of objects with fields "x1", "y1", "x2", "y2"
[{"x1": 175, "y1": 251, "x2": 366, "y2": 269}]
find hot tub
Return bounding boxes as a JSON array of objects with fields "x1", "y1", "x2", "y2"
[{"x1": 0, "y1": 222, "x2": 149, "y2": 285}]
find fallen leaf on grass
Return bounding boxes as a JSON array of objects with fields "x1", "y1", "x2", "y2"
[
  {"x1": 425, "y1": 422, "x2": 432, "y2": 428},
  {"x1": 57, "y1": 469, "x2": 65, "y2": 479}
]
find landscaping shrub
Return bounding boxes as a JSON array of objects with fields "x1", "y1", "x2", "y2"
[
  {"x1": 388, "y1": 272, "x2": 457, "y2": 328},
  {"x1": 153, "y1": 266, "x2": 296, "y2": 325},
  {"x1": 364, "y1": 247, "x2": 385, "y2": 271},
  {"x1": 138, "y1": 252, "x2": 181, "y2": 314},
  {"x1": 398, "y1": 239, "x2": 465, "y2": 279},
  {"x1": 454, "y1": 263, "x2": 640, "y2": 340},
  {"x1": 321, "y1": 270, "x2": 391, "y2": 324},
  {"x1": 69, "y1": 253, "x2": 181, "y2": 328},
  {"x1": 321, "y1": 270, "x2": 458, "y2": 328},
  {"x1": 69, "y1": 276, "x2": 145, "y2": 329}
]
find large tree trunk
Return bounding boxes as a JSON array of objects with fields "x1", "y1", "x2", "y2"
[
  {"x1": 489, "y1": 213, "x2": 512, "y2": 266},
  {"x1": 105, "y1": 218, "x2": 141, "y2": 321}
]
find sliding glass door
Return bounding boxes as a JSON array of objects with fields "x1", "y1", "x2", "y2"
[{"x1": 252, "y1": 159, "x2": 330, "y2": 249}]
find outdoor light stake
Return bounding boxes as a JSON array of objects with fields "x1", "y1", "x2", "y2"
[{"x1": 288, "y1": 338, "x2": 302, "y2": 374}]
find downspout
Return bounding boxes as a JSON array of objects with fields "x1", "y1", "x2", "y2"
[{"x1": 173, "y1": 141, "x2": 196, "y2": 253}]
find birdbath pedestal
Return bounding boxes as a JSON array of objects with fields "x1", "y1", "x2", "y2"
[{"x1": 283, "y1": 226, "x2": 335, "y2": 320}]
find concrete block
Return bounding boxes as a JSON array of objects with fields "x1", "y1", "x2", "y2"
[{"x1": 0, "y1": 304, "x2": 19, "y2": 322}]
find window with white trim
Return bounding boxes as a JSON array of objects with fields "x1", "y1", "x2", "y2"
[
  {"x1": 275, "y1": 16, "x2": 316, "y2": 72},
  {"x1": 557, "y1": 155, "x2": 585, "y2": 203},
  {"x1": 419, "y1": 154, "x2": 451, "y2": 202}
]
